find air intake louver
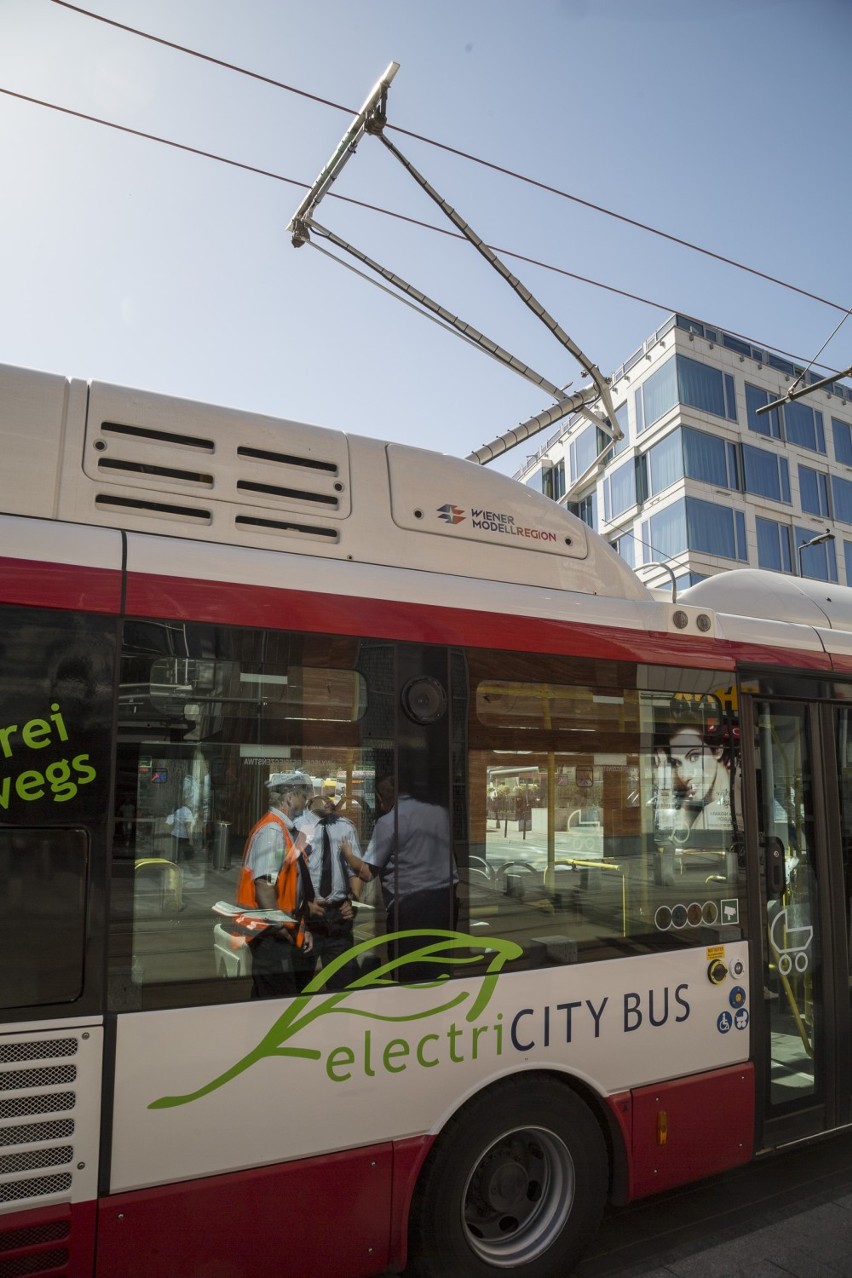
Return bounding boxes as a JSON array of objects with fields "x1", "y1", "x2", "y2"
[
  {"x1": 85, "y1": 387, "x2": 352, "y2": 546},
  {"x1": 0, "y1": 1035, "x2": 82, "y2": 1213}
]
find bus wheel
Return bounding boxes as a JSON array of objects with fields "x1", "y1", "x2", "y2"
[{"x1": 407, "y1": 1076, "x2": 607, "y2": 1278}]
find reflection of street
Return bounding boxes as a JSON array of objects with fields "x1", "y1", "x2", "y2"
[
  {"x1": 123, "y1": 847, "x2": 380, "y2": 989},
  {"x1": 482, "y1": 830, "x2": 605, "y2": 867},
  {"x1": 121, "y1": 820, "x2": 746, "y2": 994},
  {"x1": 465, "y1": 827, "x2": 744, "y2": 951}
]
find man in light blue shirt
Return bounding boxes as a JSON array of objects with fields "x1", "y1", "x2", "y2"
[{"x1": 361, "y1": 777, "x2": 458, "y2": 981}]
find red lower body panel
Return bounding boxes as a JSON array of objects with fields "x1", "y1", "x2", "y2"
[
  {"x1": 96, "y1": 1144, "x2": 395, "y2": 1278},
  {"x1": 0, "y1": 1200, "x2": 96, "y2": 1278},
  {"x1": 607, "y1": 1063, "x2": 755, "y2": 1201}
]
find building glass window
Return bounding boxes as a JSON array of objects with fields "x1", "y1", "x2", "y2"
[
  {"x1": 637, "y1": 358, "x2": 677, "y2": 432},
  {"x1": 612, "y1": 402, "x2": 629, "y2": 458},
  {"x1": 647, "y1": 427, "x2": 738, "y2": 497},
  {"x1": 569, "y1": 423, "x2": 600, "y2": 484},
  {"x1": 785, "y1": 401, "x2": 825, "y2": 453},
  {"x1": 845, "y1": 541, "x2": 852, "y2": 586},
  {"x1": 567, "y1": 491, "x2": 597, "y2": 530},
  {"x1": 638, "y1": 355, "x2": 737, "y2": 434},
  {"x1": 756, "y1": 517, "x2": 793, "y2": 573},
  {"x1": 686, "y1": 497, "x2": 747, "y2": 562},
  {"x1": 646, "y1": 499, "x2": 687, "y2": 562},
  {"x1": 634, "y1": 386, "x2": 645, "y2": 434},
  {"x1": 794, "y1": 525, "x2": 838, "y2": 582},
  {"x1": 603, "y1": 456, "x2": 637, "y2": 521},
  {"x1": 612, "y1": 533, "x2": 636, "y2": 568},
  {"x1": 799, "y1": 466, "x2": 831, "y2": 519},
  {"x1": 683, "y1": 427, "x2": 738, "y2": 488},
  {"x1": 648, "y1": 431, "x2": 683, "y2": 495},
  {"x1": 831, "y1": 474, "x2": 852, "y2": 525},
  {"x1": 746, "y1": 384, "x2": 782, "y2": 439},
  {"x1": 741, "y1": 444, "x2": 790, "y2": 503},
  {"x1": 541, "y1": 459, "x2": 566, "y2": 502},
  {"x1": 832, "y1": 417, "x2": 852, "y2": 466},
  {"x1": 645, "y1": 497, "x2": 746, "y2": 564},
  {"x1": 676, "y1": 355, "x2": 737, "y2": 422}
]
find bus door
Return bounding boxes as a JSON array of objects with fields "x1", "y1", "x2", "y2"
[{"x1": 745, "y1": 696, "x2": 852, "y2": 1150}]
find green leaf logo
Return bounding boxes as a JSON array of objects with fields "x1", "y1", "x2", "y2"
[{"x1": 149, "y1": 929, "x2": 522, "y2": 1109}]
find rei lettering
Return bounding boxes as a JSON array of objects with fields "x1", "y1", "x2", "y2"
[{"x1": 0, "y1": 702, "x2": 97, "y2": 808}]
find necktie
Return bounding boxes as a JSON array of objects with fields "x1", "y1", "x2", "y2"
[{"x1": 320, "y1": 820, "x2": 333, "y2": 898}]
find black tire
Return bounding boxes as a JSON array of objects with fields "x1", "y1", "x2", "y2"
[{"x1": 407, "y1": 1075, "x2": 607, "y2": 1278}]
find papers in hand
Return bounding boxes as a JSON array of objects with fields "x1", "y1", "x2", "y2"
[{"x1": 212, "y1": 900, "x2": 295, "y2": 925}]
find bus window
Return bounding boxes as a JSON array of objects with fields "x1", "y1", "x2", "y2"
[
  {"x1": 0, "y1": 828, "x2": 89, "y2": 1008},
  {"x1": 110, "y1": 620, "x2": 391, "y2": 1010},
  {"x1": 466, "y1": 656, "x2": 746, "y2": 964},
  {"x1": 0, "y1": 605, "x2": 114, "y2": 1014}
]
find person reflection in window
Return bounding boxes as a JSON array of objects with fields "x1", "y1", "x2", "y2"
[
  {"x1": 358, "y1": 777, "x2": 458, "y2": 982},
  {"x1": 296, "y1": 796, "x2": 362, "y2": 990}
]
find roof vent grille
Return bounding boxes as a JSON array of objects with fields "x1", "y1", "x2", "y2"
[
  {"x1": 236, "y1": 479, "x2": 338, "y2": 507},
  {"x1": 95, "y1": 495, "x2": 212, "y2": 524},
  {"x1": 98, "y1": 458, "x2": 214, "y2": 488},
  {"x1": 237, "y1": 445, "x2": 337, "y2": 474},
  {"x1": 235, "y1": 515, "x2": 338, "y2": 543},
  {"x1": 101, "y1": 420, "x2": 214, "y2": 451}
]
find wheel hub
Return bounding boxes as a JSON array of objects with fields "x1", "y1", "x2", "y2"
[
  {"x1": 479, "y1": 1152, "x2": 531, "y2": 1214},
  {"x1": 463, "y1": 1126, "x2": 574, "y2": 1266}
]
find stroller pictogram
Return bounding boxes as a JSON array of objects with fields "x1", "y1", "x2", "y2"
[{"x1": 769, "y1": 907, "x2": 813, "y2": 975}]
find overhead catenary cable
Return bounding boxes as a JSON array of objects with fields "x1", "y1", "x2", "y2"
[
  {"x1": 308, "y1": 238, "x2": 546, "y2": 373},
  {"x1": 787, "y1": 306, "x2": 852, "y2": 397},
  {"x1": 46, "y1": 0, "x2": 852, "y2": 322},
  {"x1": 0, "y1": 84, "x2": 845, "y2": 386}
]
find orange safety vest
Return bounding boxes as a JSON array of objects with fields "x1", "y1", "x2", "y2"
[{"x1": 234, "y1": 810, "x2": 306, "y2": 948}]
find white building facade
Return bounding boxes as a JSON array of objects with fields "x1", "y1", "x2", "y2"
[{"x1": 514, "y1": 313, "x2": 852, "y2": 592}]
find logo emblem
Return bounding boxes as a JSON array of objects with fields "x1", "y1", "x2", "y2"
[{"x1": 437, "y1": 504, "x2": 465, "y2": 525}]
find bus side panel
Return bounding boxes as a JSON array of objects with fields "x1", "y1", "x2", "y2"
[
  {"x1": 95, "y1": 1144, "x2": 394, "y2": 1278},
  {"x1": 0, "y1": 1200, "x2": 96, "y2": 1278},
  {"x1": 628, "y1": 1063, "x2": 755, "y2": 1198},
  {"x1": 387, "y1": 1134, "x2": 437, "y2": 1272}
]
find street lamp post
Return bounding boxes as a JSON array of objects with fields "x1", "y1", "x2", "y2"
[{"x1": 797, "y1": 529, "x2": 835, "y2": 578}]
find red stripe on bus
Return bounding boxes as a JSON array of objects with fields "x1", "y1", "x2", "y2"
[
  {"x1": 0, "y1": 556, "x2": 840, "y2": 672},
  {"x1": 0, "y1": 556, "x2": 122, "y2": 613},
  {"x1": 124, "y1": 569, "x2": 736, "y2": 667}
]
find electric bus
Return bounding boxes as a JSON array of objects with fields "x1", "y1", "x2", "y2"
[{"x1": 2, "y1": 360, "x2": 852, "y2": 1278}]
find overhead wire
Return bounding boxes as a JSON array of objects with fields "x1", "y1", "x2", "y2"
[
  {"x1": 307, "y1": 238, "x2": 539, "y2": 376},
  {"x1": 48, "y1": 0, "x2": 852, "y2": 321},
  {"x1": 788, "y1": 306, "x2": 852, "y2": 396},
  {"x1": 1, "y1": 83, "x2": 845, "y2": 384}
]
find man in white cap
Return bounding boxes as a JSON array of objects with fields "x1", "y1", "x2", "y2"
[{"x1": 235, "y1": 769, "x2": 314, "y2": 998}]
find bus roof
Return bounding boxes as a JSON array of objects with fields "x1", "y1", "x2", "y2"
[{"x1": 0, "y1": 361, "x2": 649, "y2": 603}]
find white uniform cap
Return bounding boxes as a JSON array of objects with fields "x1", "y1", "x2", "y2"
[{"x1": 266, "y1": 770, "x2": 313, "y2": 790}]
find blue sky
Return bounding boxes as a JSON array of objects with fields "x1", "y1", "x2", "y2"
[{"x1": 1, "y1": 0, "x2": 850, "y2": 476}]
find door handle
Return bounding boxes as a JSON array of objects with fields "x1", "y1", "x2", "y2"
[{"x1": 765, "y1": 837, "x2": 786, "y2": 898}]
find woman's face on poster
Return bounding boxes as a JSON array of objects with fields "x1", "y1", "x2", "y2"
[{"x1": 668, "y1": 728, "x2": 723, "y2": 803}]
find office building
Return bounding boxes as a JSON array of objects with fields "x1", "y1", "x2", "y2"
[{"x1": 515, "y1": 313, "x2": 852, "y2": 591}]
